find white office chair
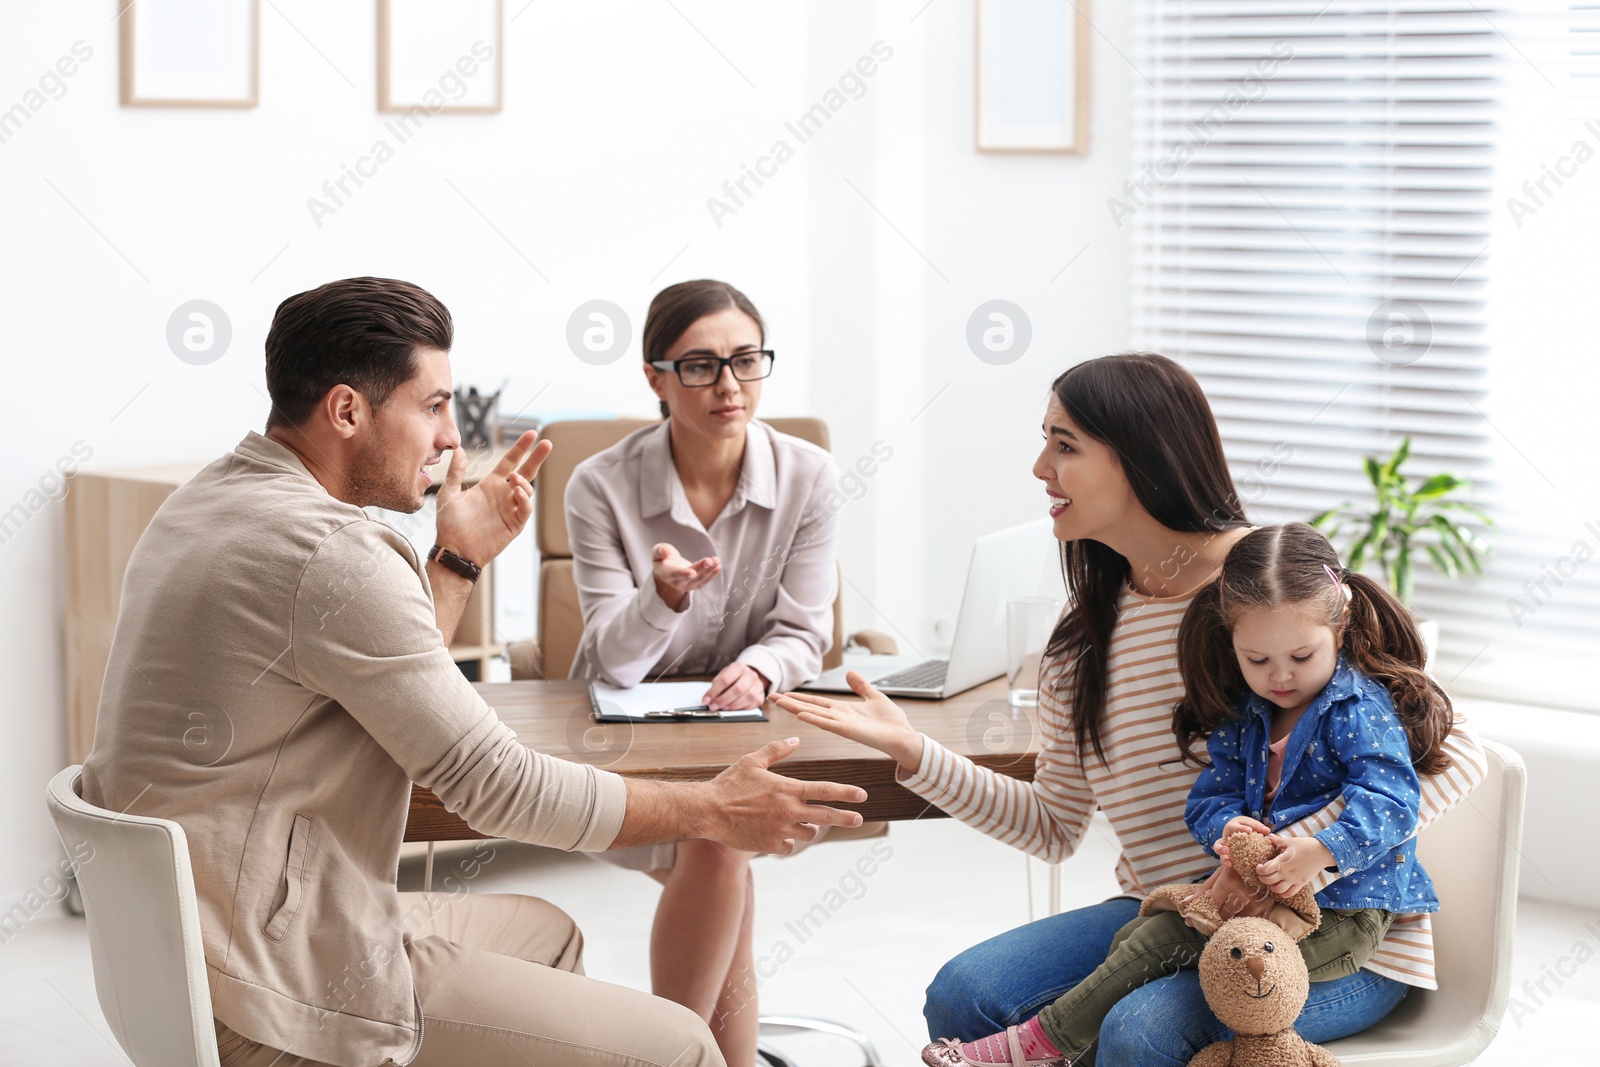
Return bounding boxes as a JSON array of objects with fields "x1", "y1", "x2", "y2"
[
  {"x1": 757, "y1": 1016, "x2": 884, "y2": 1066},
  {"x1": 1327, "y1": 739, "x2": 1525, "y2": 1065},
  {"x1": 45, "y1": 765, "x2": 221, "y2": 1067},
  {"x1": 1030, "y1": 741, "x2": 1525, "y2": 1065},
  {"x1": 47, "y1": 764, "x2": 882, "y2": 1067}
]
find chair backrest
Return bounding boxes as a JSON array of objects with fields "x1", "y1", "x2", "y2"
[
  {"x1": 535, "y1": 417, "x2": 844, "y2": 679},
  {"x1": 45, "y1": 766, "x2": 220, "y2": 1067},
  {"x1": 1328, "y1": 739, "x2": 1526, "y2": 1065}
]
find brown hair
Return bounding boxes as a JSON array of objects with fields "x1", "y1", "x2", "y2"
[
  {"x1": 264, "y1": 277, "x2": 452, "y2": 430},
  {"x1": 642, "y1": 279, "x2": 764, "y2": 419},
  {"x1": 1044, "y1": 353, "x2": 1251, "y2": 765},
  {"x1": 1173, "y1": 523, "x2": 1454, "y2": 776}
]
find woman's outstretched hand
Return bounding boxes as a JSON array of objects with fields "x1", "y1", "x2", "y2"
[
  {"x1": 770, "y1": 672, "x2": 924, "y2": 774},
  {"x1": 651, "y1": 542, "x2": 720, "y2": 610}
]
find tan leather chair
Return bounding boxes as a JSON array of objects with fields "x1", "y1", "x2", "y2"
[{"x1": 508, "y1": 416, "x2": 893, "y2": 681}]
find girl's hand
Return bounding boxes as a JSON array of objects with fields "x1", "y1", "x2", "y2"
[
  {"x1": 704, "y1": 662, "x2": 769, "y2": 712},
  {"x1": 652, "y1": 543, "x2": 720, "y2": 610},
  {"x1": 1215, "y1": 815, "x2": 1273, "y2": 867},
  {"x1": 770, "y1": 672, "x2": 924, "y2": 773},
  {"x1": 1256, "y1": 833, "x2": 1336, "y2": 899}
]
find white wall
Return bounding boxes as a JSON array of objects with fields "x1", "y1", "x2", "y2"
[
  {"x1": 0, "y1": 2, "x2": 1135, "y2": 902},
  {"x1": 804, "y1": 0, "x2": 1135, "y2": 654},
  {"x1": 1467, "y1": 702, "x2": 1600, "y2": 912}
]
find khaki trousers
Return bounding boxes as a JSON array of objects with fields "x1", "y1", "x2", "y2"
[{"x1": 214, "y1": 891, "x2": 724, "y2": 1067}]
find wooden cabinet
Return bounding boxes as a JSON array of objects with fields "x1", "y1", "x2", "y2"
[{"x1": 63, "y1": 450, "x2": 507, "y2": 763}]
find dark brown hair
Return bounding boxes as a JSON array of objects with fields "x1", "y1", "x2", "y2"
[
  {"x1": 642, "y1": 279, "x2": 764, "y2": 419},
  {"x1": 1045, "y1": 353, "x2": 1251, "y2": 765},
  {"x1": 1173, "y1": 523, "x2": 1454, "y2": 776},
  {"x1": 264, "y1": 277, "x2": 452, "y2": 430}
]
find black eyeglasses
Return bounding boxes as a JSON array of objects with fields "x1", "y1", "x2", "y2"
[{"x1": 649, "y1": 350, "x2": 775, "y2": 388}]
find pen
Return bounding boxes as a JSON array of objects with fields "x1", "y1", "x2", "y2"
[{"x1": 643, "y1": 706, "x2": 718, "y2": 718}]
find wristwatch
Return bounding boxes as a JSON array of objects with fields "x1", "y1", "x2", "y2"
[{"x1": 428, "y1": 544, "x2": 482, "y2": 583}]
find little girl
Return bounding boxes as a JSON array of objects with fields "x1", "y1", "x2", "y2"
[{"x1": 922, "y1": 523, "x2": 1456, "y2": 1067}]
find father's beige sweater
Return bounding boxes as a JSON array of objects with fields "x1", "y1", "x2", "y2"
[{"x1": 81, "y1": 432, "x2": 626, "y2": 1066}]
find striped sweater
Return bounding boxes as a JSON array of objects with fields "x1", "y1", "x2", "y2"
[{"x1": 902, "y1": 581, "x2": 1486, "y2": 990}]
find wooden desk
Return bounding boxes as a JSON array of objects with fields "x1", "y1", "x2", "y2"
[{"x1": 404, "y1": 677, "x2": 1040, "y2": 841}]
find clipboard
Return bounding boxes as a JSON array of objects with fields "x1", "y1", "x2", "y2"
[{"x1": 588, "y1": 680, "x2": 768, "y2": 723}]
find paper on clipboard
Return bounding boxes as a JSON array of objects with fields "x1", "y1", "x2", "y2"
[{"x1": 588, "y1": 680, "x2": 768, "y2": 723}]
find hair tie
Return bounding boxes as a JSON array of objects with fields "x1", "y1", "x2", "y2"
[{"x1": 1324, "y1": 563, "x2": 1353, "y2": 602}]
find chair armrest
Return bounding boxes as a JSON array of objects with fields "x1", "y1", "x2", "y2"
[
  {"x1": 507, "y1": 638, "x2": 544, "y2": 681},
  {"x1": 846, "y1": 630, "x2": 899, "y2": 656}
]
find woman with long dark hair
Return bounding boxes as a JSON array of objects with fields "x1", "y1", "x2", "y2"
[{"x1": 773, "y1": 353, "x2": 1486, "y2": 1065}]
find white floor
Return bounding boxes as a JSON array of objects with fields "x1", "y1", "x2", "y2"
[{"x1": 2, "y1": 815, "x2": 1595, "y2": 1066}]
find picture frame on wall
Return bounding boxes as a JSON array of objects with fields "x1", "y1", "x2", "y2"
[
  {"x1": 120, "y1": 0, "x2": 260, "y2": 108},
  {"x1": 378, "y1": 0, "x2": 503, "y2": 114},
  {"x1": 975, "y1": 0, "x2": 1090, "y2": 153}
]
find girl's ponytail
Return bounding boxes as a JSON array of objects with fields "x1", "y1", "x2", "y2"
[
  {"x1": 1340, "y1": 571, "x2": 1455, "y2": 777},
  {"x1": 1172, "y1": 578, "x2": 1245, "y2": 767}
]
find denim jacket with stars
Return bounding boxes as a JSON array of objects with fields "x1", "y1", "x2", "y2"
[{"x1": 1185, "y1": 655, "x2": 1440, "y2": 914}]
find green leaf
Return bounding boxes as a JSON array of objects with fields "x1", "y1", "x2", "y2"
[
  {"x1": 1436, "y1": 500, "x2": 1495, "y2": 525},
  {"x1": 1384, "y1": 436, "x2": 1413, "y2": 480},
  {"x1": 1437, "y1": 519, "x2": 1487, "y2": 574},
  {"x1": 1413, "y1": 473, "x2": 1466, "y2": 500},
  {"x1": 1363, "y1": 455, "x2": 1383, "y2": 491},
  {"x1": 1349, "y1": 527, "x2": 1377, "y2": 570},
  {"x1": 1426, "y1": 544, "x2": 1459, "y2": 579},
  {"x1": 1395, "y1": 551, "x2": 1414, "y2": 605},
  {"x1": 1370, "y1": 513, "x2": 1390, "y2": 550},
  {"x1": 1431, "y1": 533, "x2": 1465, "y2": 576}
]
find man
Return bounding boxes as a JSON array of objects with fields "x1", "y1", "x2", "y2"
[{"x1": 80, "y1": 277, "x2": 866, "y2": 1067}]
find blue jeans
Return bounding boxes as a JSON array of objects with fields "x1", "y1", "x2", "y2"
[{"x1": 924, "y1": 897, "x2": 1410, "y2": 1066}]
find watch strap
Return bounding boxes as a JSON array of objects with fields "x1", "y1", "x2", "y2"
[{"x1": 428, "y1": 544, "x2": 482, "y2": 583}]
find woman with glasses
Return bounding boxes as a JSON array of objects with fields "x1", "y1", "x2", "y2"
[{"x1": 564, "y1": 279, "x2": 841, "y2": 1067}]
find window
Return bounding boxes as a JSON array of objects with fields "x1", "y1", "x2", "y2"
[{"x1": 1129, "y1": 1, "x2": 1600, "y2": 712}]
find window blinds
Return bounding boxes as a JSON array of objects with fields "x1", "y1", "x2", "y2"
[{"x1": 1126, "y1": 1, "x2": 1600, "y2": 710}]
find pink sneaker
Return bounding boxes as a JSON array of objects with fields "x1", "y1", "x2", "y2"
[{"x1": 920, "y1": 1027, "x2": 1071, "y2": 1066}]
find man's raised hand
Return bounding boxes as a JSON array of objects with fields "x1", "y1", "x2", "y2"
[{"x1": 435, "y1": 430, "x2": 552, "y2": 565}]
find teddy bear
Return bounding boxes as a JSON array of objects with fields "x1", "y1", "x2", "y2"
[
  {"x1": 1140, "y1": 831, "x2": 1322, "y2": 941},
  {"x1": 1186, "y1": 916, "x2": 1342, "y2": 1067}
]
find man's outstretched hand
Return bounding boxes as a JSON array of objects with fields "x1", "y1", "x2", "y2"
[{"x1": 700, "y1": 738, "x2": 868, "y2": 855}]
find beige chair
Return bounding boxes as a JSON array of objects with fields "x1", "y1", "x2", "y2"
[
  {"x1": 1325, "y1": 739, "x2": 1526, "y2": 1065},
  {"x1": 45, "y1": 766, "x2": 222, "y2": 1067},
  {"x1": 509, "y1": 415, "x2": 894, "y2": 681}
]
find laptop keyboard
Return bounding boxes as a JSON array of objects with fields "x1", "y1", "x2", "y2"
[{"x1": 874, "y1": 660, "x2": 948, "y2": 691}]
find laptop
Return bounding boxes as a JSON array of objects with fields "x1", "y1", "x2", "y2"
[{"x1": 801, "y1": 518, "x2": 1067, "y2": 699}]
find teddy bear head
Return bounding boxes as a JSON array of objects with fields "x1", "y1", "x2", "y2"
[{"x1": 1199, "y1": 916, "x2": 1311, "y2": 1035}]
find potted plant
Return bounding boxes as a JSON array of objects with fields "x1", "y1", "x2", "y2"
[{"x1": 1309, "y1": 436, "x2": 1492, "y2": 666}]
